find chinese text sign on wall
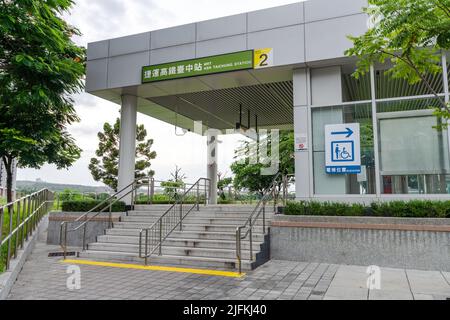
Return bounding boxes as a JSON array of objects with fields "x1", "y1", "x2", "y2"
[{"x1": 142, "y1": 50, "x2": 254, "y2": 83}]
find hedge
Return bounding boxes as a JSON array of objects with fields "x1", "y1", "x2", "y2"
[
  {"x1": 61, "y1": 200, "x2": 126, "y2": 212},
  {"x1": 284, "y1": 200, "x2": 450, "y2": 218}
]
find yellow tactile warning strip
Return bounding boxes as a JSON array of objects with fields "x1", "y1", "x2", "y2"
[{"x1": 61, "y1": 259, "x2": 246, "y2": 278}]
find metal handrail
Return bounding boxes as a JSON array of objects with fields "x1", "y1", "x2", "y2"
[
  {"x1": 59, "y1": 177, "x2": 151, "y2": 258},
  {"x1": 1, "y1": 189, "x2": 54, "y2": 271},
  {"x1": 235, "y1": 173, "x2": 285, "y2": 274},
  {"x1": 139, "y1": 178, "x2": 210, "y2": 265}
]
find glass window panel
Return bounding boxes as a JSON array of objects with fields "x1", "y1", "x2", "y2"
[
  {"x1": 377, "y1": 98, "x2": 450, "y2": 194},
  {"x1": 312, "y1": 103, "x2": 375, "y2": 195}
]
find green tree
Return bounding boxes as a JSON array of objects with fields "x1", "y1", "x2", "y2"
[
  {"x1": 0, "y1": 0, "x2": 85, "y2": 203},
  {"x1": 346, "y1": 0, "x2": 450, "y2": 127},
  {"x1": 217, "y1": 173, "x2": 232, "y2": 200},
  {"x1": 231, "y1": 131, "x2": 295, "y2": 195},
  {"x1": 160, "y1": 166, "x2": 186, "y2": 200},
  {"x1": 89, "y1": 118, "x2": 157, "y2": 191}
]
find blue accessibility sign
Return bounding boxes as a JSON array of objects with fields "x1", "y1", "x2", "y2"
[{"x1": 325, "y1": 124, "x2": 361, "y2": 175}]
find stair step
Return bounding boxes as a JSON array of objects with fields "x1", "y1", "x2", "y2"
[
  {"x1": 105, "y1": 228, "x2": 265, "y2": 241},
  {"x1": 121, "y1": 216, "x2": 271, "y2": 225},
  {"x1": 132, "y1": 205, "x2": 255, "y2": 212},
  {"x1": 126, "y1": 211, "x2": 269, "y2": 218},
  {"x1": 88, "y1": 242, "x2": 253, "y2": 260},
  {"x1": 113, "y1": 222, "x2": 266, "y2": 233},
  {"x1": 97, "y1": 235, "x2": 261, "y2": 250},
  {"x1": 78, "y1": 250, "x2": 254, "y2": 270},
  {"x1": 80, "y1": 205, "x2": 272, "y2": 271}
]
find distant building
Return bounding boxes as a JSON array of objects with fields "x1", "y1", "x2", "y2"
[{"x1": 0, "y1": 159, "x2": 18, "y2": 200}]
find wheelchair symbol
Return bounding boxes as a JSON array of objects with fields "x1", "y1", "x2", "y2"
[{"x1": 332, "y1": 141, "x2": 354, "y2": 162}]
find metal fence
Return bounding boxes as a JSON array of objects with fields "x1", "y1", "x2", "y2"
[{"x1": 0, "y1": 189, "x2": 53, "y2": 272}]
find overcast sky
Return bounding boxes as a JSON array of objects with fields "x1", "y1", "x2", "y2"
[{"x1": 17, "y1": 0, "x2": 300, "y2": 186}]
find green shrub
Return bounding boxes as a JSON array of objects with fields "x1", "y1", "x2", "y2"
[
  {"x1": 285, "y1": 200, "x2": 450, "y2": 218},
  {"x1": 61, "y1": 200, "x2": 126, "y2": 212}
]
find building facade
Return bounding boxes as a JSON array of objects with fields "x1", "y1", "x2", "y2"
[{"x1": 85, "y1": 0, "x2": 450, "y2": 204}]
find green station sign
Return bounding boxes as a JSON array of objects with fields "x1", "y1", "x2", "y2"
[{"x1": 142, "y1": 50, "x2": 254, "y2": 83}]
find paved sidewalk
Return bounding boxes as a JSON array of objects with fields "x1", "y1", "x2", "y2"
[
  {"x1": 324, "y1": 265, "x2": 450, "y2": 300},
  {"x1": 6, "y1": 230, "x2": 450, "y2": 300}
]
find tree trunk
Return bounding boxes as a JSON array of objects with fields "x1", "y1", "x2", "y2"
[{"x1": 2, "y1": 156, "x2": 14, "y2": 204}]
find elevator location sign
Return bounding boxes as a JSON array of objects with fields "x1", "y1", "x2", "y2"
[
  {"x1": 142, "y1": 50, "x2": 254, "y2": 83},
  {"x1": 325, "y1": 123, "x2": 361, "y2": 175}
]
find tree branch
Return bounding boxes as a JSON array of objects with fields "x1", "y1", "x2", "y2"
[
  {"x1": 377, "y1": 49, "x2": 449, "y2": 111},
  {"x1": 435, "y1": 0, "x2": 450, "y2": 18}
]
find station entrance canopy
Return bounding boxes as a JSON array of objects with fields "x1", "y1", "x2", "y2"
[
  {"x1": 85, "y1": 1, "x2": 370, "y2": 133},
  {"x1": 93, "y1": 49, "x2": 295, "y2": 133}
]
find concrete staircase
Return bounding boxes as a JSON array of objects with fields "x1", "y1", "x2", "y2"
[{"x1": 78, "y1": 205, "x2": 273, "y2": 270}]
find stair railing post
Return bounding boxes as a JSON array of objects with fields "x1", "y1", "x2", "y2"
[
  {"x1": 108, "y1": 203, "x2": 113, "y2": 229},
  {"x1": 27, "y1": 195, "x2": 32, "y2": 240},
  {"x1": 179, "y1": 201, "x2": 183, "y2": 231},
  {"x1": 159, "y1": 219, "x2": 162, "y2": 256},
  {"x1": 64, "y1": 223, "x2": 68, "y2": 260},
  {"x1": 6, "y1": 204, "x2": 13, "y2": 270},
  {"x1": 263, "y1": 205, "x2": 266, "y2": 234},
  {"x1": 147, "y1": 178, "x2": 150, "y2": 205},
  {"x1": 19, "y1": 198, "x2": 24, "y2": 249},
  {"x1": 82, "y1": 223, "x2": 87, "y2": 251},
  {"x1": 0, "y1": 207, "x2": 3, "y2": 270},
  {"x1": 14, "y1": 201, "x2": 21, "y2": 258},
  {"x1": 131, "y1": 181, "x2": 136, "y2": 208},
  {"x1": 249, "y1": 220, "x2": 253, "y2": 262},
  {"x1": 204, "y1": 179, "x2": 207, "y2": 206},
  {"x1": 236, "y1": 227, "x2": 242, "y2": 274},
  {"x1": 196, "y1": 182, "x2": 200, "y2": 211},
  {"x1": 144, "y1": 229, "x2": 149, "y2": 265},
  {"x1": 272, "y1": 185, "x2": 276, "y2": 214},
  {"x1": 150, "y1": 178, "x2": 155, "y2": 204}
]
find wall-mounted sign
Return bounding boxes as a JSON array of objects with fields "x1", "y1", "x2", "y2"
[
  {"x1": 295, "y1": 133, "x2": 308, "y2": 151},
  {"x1": 325, "y1": 123, "x2": 361, "y2": 175},
  {"x1": 142, "y1": 50, "x2": 254, "y2": 83},
  {"x1": 254, "y1": 48, "x2": 274, "y2": 69}
]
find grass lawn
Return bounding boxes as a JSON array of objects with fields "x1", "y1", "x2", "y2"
[{"x1": 1, "y1": 205, "x2": 24, "y2": 273}]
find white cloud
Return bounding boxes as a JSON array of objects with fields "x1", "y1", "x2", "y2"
[{"x1": 17, "y1": 0, "x2": 299, "y2": 185}]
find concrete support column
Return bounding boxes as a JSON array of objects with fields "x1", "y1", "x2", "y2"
[
  {"x1": 118, "y1": 94, "x2": 137, "y2": 205},
  {"x1": 206, "y1": 130, "x2": 219, "y2": 205},
  {"x1": 442, "y1": 53, "x2": 450, "y2": 163},
  {"x1": 293, "y1": 69, "x2": 312, "y2": 200},
  {"x1": 370, "y1": 65, "x2": 382, "y2": 197}
]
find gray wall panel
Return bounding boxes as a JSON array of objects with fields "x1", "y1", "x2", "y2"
[
  {"x1": 305, "y1": 14, "x2": 368, "y2": 62},
  {"x1": 108, "y1": 52, "x2": 150, "y2": 88},
  {"x1": 248, "y1": 25, "x2": 305, "y2": 66},
  {"x1": 87, "y1": 40, "x2": 109, "y2": 61},
  {"x1": 305, "y1": 0, "x2": 367, "y2": 22},
  {"x1": 150, "y1": 43, "x2": 196, "y2": 65},
  {"x1": 248, "y1": 3, "x2": 304, "y2": 33},
  {"x1": 196, "y1": 35, "x2": 247, "y2": 58},
  {"x1": 109, "y1": 32, "x2": 150, "y2": 57},
  {"x1": 196, "y1": 14, "x2": 247, "y2": 41},
  {"x1": 86, "y1": 59, "x2": 108, "y2": 91},
  {"x1": 151, "y1": 24, "x2": 196, "y2": 49},
  {"x1": 311, "y1": 66, "x2": 342, "y2": 106}
]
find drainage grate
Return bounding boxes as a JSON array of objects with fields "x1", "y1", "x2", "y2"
[{"x1": 48, "y1": 252, "x2": 77, "y2": 257}]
